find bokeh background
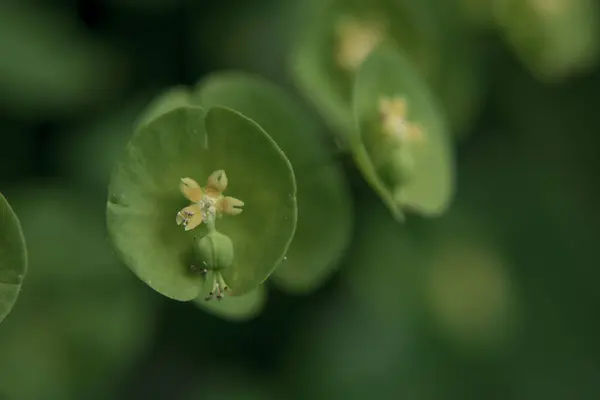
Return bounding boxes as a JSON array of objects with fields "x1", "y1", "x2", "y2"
[{"x1": 1, "y1": 0, "x2": 599, "y2": 399}]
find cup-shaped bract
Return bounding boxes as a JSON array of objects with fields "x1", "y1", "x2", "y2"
[
  {"x1": 0, "y1": 194, "x2": 27, "y2": 324},
  {"x1": 352, "y1": 45, "x2": 455, "y2": 219},
  {"x1": 107, "y1": 91, "x2": 297, "y2": 300},
  {"x1": 194, "y1": 72, "x2": 353, "y2": 294},
  {"x1": 193, "y1": 281, "x2": 267, "y2": 322}
]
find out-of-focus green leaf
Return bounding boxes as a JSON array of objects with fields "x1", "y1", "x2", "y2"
[
  {"x1": 195, "y1": 72, "x2": 353, "y2": 294},
  {"x1": 60, "y1": 95, "x2": 155, "y2": 192},
  {"x1": 451, "y1": 0, "x2": 495, "y2": 26},
  {"x1": 352, "y1": 45, "x2": 454, "y2": 218},
  {"x1": 0, "y1": 129, "x2": 33, "y2": 184},
  {"x1": 283, "y1": 277, "x2": 421, "y2": 399},
  {"x1": 184, "y1": 365, "x2": 277, "y2": 400},
  {"x1": 343, "y1": 190, "x2": 422, "y2": 327},
  {"x1": 422, "y1": 0, "x2": 488, "y2": 138},
  {"x1": 107, "y1": 96, "x2": 297, "y2": 300},
  {"x1": 0, "y1": 185, "x2": 155, "y2": 400},
  {"x1": 0, "y1": 4, "x2": 127, "y2": 116},
  {"x1": 0, "y1": 193, "x2": 27, "y2": 324},
  {"x1": 193, "y1": 281, "x2": 267, "y2": 321},
  {"x1": 494, "y1": 0, "x2": 599, "y2": 80}
]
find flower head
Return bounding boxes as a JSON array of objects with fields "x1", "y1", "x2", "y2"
[
  {"x1": 335, "y1": 16, "x2": 385, "y2": 72},
  {"x1": 379, "y1": 96, "x2": 425, "y2": 144},
  {"x1": 176, "y1": 170, "x2": 244, "y2": 231}
]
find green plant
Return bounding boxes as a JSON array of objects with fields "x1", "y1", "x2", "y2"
[
  {"x1": 106, "y1": 54, "x2": 453, "y2": 321},
  {"x1": 0, "y1": 193, "x2": 27, "y2": 324}
]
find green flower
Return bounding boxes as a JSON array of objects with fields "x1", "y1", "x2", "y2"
[
  {"x1": 351, "y1": 45, "x2": 455, "y2": 219},
  {"x1": 176, "y1": 170, "x2": 244, "y2": 231},
  {"x1": 107, "y1": 90, "x2": 297, "y2": 302},
  {"x1": 379, "y1": 96, "x2": 424, "y2": 144}
]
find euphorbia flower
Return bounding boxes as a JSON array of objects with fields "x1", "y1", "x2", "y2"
[
  {"x1": 335, "y1": 16, "x2": 385, "y2": 72},
  {"x1": 379, "y1": 96, "x2": 424, "y2": 143},
  {"x1": 176, "y1": 170, "x2": 244, "y2": 231}
]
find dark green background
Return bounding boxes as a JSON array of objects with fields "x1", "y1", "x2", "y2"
[{"x1": 1, "y1": 0, "x2": 599, "y2": 399}]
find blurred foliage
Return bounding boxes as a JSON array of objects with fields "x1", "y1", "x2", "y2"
[
  {"x1": 0, "y1": 2, "x2": 128, "y2": 118},
  {"x1": 0, "y1": 0, "x2": 599, "y2": 399},
  {"x1": 0, "y1": 184, "x2": 157, "y2": 399}
]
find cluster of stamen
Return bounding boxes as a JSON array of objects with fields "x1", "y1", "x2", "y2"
[
  {"x1": 379, "y1": 96, "x2": 424, "y2": 144},
  {"x1": 198, "y1": 195, "x2": 217, "y2": 222},
  {"x1": 177, "y1": 209, "x2": 195, "y2": 228},
  {"x1": 335, "y1": 16, "x2": 386, "y2": 72},
  {"x1": 204, "y1": 270, "x2": 231, "y2": 301}
]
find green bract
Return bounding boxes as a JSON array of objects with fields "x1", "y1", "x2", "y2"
[
  {"x1": 494, "y1": 0, "x2": 599, "y2": 80},
  {"x1": 352, "y1": 45, "x2": 454, "y2": 218},
  {"x1": 195, "y1": 72, "x2": 353, "y2": 293},
  {"x1": 194, "y1": 282, "x2": 267, "y2": 321},
  {"x1": 0, "y1": 193, "x2": 27, "y2": 324},
  {"x1": 107, "y1": 93, "x2": 297, "y2": 300}
]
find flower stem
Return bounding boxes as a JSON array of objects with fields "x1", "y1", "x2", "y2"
[{"x1": 206, "y1": 218, "x2": 216, "y2": 233}]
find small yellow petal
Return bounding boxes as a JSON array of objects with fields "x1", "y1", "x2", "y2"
[
  {"x1": 176, "y1": 204, "x2": 203, "y2": 230},
  {"x1": 390, "y1": 98, "x2": 407, "y2": 118},
  {"x1": 185, "y1": 213, "x2": 204, "y2": 231},
  {"x1": 407, "y1": 123, "x2": 424, "y2": 142},
  {"x1": 379, "y1": 98, "x2": 392, "y2": 114},
  {"x1": 219, "y1": 196, "x2": 244, "y2": 215},
  {"x1": 206, "y1": 170, "x2": 228, "y2": 193},
  {"x1": 180, "y1": 178, "x2": 203, "y2": 202}
]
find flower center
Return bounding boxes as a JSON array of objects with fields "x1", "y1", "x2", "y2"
[
  {"x1": 336, "y1": 16, "x2": 385, "y2": 72},
  {"x1": 198, "y1": 195, "x2": 217, "y2": 221},
  {"x1": 385, "y1": 115, "x2": 409, "y2": 139}
]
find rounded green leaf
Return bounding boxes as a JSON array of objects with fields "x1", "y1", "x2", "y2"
[
  {"x1": 193, "y1": 281, "x2": 267, "y2": 321},
  {"x1": 107, "y1": 98, "x2": 297, "y2": 300},
  {"x1": 352, "y1": 44, "x2": 455, "y2": 218},
  {"x1": 194, "y1": 72, "x2": 353, "y2": 293},
  {"x1": 0, "y1": 193, "x2": 27, "y2": 324},
  {"x1": 135, "y1": 86, "x2": 197, "y2": 129}
]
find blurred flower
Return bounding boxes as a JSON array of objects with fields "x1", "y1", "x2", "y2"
[
  {"x1": 335, "y1": 16, "x2": 385, "y2": 72},
  {"x1": 379, "y1": 96, "x2": 424, "y2": 144}
]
